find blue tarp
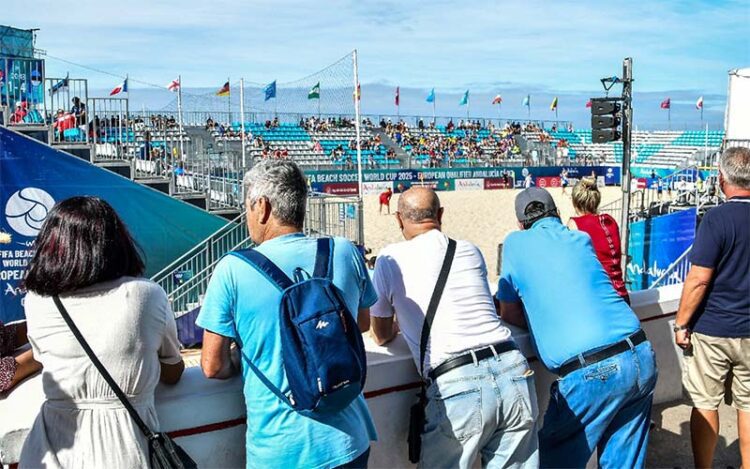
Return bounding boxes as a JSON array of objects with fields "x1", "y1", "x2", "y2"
[
  {"x1": 0, "y1": 127, "x2": 228, "y2": 323},
  {"x1": 627, "y1": 208, "x2": 696, "y2": 291}
]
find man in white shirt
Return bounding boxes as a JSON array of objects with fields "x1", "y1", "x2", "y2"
[{"x1": 369, "y1": 187, "x2": 538, "y2": 469}]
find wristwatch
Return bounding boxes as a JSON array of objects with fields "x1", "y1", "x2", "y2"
[{"x1": 673, "y1": 324, "x2": 690, "y2": 332}]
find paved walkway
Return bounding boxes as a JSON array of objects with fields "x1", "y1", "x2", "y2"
[{"x1": 648, "y1": 401, "x2": 741, "y2": 468}]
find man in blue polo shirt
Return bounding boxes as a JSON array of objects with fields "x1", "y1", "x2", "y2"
[
  {"x1": 675, "y1": 147, "x2": 750, "y2": 468},
  {"x1": 197, "y1": 160, "x2": 377, "y2": 468},
  {"x1": 496, "y1": 187, "x2": 657, "y2": 468}
]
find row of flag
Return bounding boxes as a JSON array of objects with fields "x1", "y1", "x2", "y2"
[{"x1": 95, "y1": 77, "x2": 705, "y2": 112}]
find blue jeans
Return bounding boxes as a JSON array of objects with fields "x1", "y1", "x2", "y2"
[
  {"x1": 421, "y1": 348, "x2": 539, "y2": 469},
  {"x1": 539, "y1": 340, "x2": 658, "y2": 468}
]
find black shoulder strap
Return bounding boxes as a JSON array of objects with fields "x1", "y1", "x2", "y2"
[
  {"x1": 313, "y1": 237, "x2": 333, "y2": 279},
  {"x1": 418, "y1": 238, "x2": 456, "y2": 378},
  {"x1": 230, "y1": 249, "x2": 294, "y2": 290},
  {"x1": 52, "y1": 295, "x2": 155, "y2": 440}
]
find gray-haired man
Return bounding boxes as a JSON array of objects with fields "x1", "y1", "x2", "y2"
[
  {"x1": 198, "y1": 160, "x2": 377, "y2": 468},
  {"x1": 675, "y1": 147, "x2": 750, "y2": 468}
]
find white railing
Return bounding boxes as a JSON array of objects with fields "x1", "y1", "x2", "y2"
[
  {"x1": 152, "y1": 211, "x2": 250, "y2": 317},
  {"x1": 649, "y1": 245, "x2": 692, "y2": 288}
]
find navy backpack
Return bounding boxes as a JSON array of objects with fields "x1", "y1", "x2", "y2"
[{"x1": 230, "y1": 237, "x2": 367, "y2": 415}]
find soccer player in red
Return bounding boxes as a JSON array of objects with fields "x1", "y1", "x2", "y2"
[{"x1": 379, "y1": 187, "x2": 393, "y2": 215}]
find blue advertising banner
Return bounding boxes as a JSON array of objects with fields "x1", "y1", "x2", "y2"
[
  {"x1": 0, "y1": 127, "x2": 227, "y2": 323},
  {"x1": 0, "y1": 58, "x2": 44, "y2": 106},
  {"x1": 305, "y1": 165, "x2": 621, "y2": 189},
  {"x1": 626, "y1": 208, "x2": 696, "y2": 291}
]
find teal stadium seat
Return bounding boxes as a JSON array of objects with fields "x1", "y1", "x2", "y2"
[{"x1": 670, "y1": 130, "x2": 724, "y2": 147}]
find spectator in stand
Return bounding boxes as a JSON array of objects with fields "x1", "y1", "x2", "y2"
[
  {"x1": 0, "y1": 321, "x2": 42, "y2": 393},
  {"x1": 370, "y1": 187, "x2": 538, "y2": 468},
  {"x1": 197, "y1": 160, "x2": 377, "y2": 468},
  {"x1": 20, "y1": 197, "x2": 184, "y2": 468},
  {"x1": 674, "y1": 147, "x2": 750, "y2": 469},
  {"x1": 497, "y1": 187, "x2": 656, "y2": 468},
  {"x1": 568, "y1": 178, "x2": 629, "y2": 303},
  {"x1": 70, "y1": 97, "x2": 86, "y2": 127}
]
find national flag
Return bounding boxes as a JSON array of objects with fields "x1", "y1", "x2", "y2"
[
  {"x1": 550, "y1": 97, "x2": 558, "y2": 111},
  {"x1": 660, "y1": 98, "x2": 671, "y2": 109},
  {"x1": 492, "y1": 94, "x2": 502, "y2": 105},
  {"x1": 426, "y1": 88, "x2": 435, "y2": 103},
  {"x1": 459, "y1": 90, "x2": 469, "y2": 106},
  {"x1": 216, "y1": 81, "x2": 230, "y2": 97},
  {"x1": 353, "y1": 83, "x2": 361, "y2": 101},
  {"x1": 110, "y1": 78, "x2": 128, "y2": 96},
  {"x1": 167, "y1": 78, "x2": 180, "y2": 92},
  {"x1": 585, "y1": 99, "x2": 592, "y2": 108},
  {"x1": 308, "y1": 82, "x2": 320, "y2": 100},
  {"x1": 395, "y1": 86, "x2": 400, "y2": 106},
  {"x1": 50, "y1": 74, "x2": 69, "y2": 95},
  {"x1": 523, "y1": 95, "x2": 530, "y2": 107},
  {"x1": 695, "y1": 96, "x2": 703, "y2": 110},
  {"x1": 264, "y1": 81, "x2": 276, "y2": 101}
]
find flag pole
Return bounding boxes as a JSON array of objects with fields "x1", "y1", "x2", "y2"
[
  {"x1": 396, "y1": 87, "x2": 400, "y2": 120},
  {"x1": 227, "y1": 77, "x2": 231, "y2": 124},
  {"x1": 704, "y1": 122, "x2": 708, "y2": 162},
  {"x1": 432, "y1": 94, "x2": 436, "y2": 124},
  {"x1": 352, "y1": 49, "x2": 365, "y2": 246},
  {"x1": 466, "y1": 94, "x2": 470, "y2": 120},
  {"x1": 317, "y1": 87, "x2": 321, "y2": 119},
  {"x1": 240, "y1": 77, "x2": 246, "y2": 169},
  {"x1": 177, "y1": 74, "x2": 185, "y2": 165}
]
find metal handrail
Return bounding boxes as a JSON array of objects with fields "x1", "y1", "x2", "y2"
[{"x1": 649, "y1": 245, "x2": 692, "y2": 288}]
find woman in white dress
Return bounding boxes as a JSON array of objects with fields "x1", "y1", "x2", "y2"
[{"x1": 19, "y1": 196, "x2": 185, "y2": 468}]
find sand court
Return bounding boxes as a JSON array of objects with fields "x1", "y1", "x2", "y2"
[{"x1": 363, "y1": 186, "x2": 625, "y2": 283}]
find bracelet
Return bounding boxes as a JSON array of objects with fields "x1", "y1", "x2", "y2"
[{"x1": 673, "y1": 324, "x2": 690, "y2": 333}]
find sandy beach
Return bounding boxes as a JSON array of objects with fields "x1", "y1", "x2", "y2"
[{"x1": 363, "y1": 186, "x2": 625, "y2": 283}]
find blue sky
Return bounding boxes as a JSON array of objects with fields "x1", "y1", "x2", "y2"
[{"x1": 5, "y1": 0, "x2": 748, "y2": 128}]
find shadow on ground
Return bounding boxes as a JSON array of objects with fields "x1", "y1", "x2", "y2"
[{"x1": 647, "y1": 401, "x2": 740, "y2": 468}]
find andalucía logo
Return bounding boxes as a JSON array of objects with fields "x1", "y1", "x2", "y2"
[{"x1": 5, "y1": 188, "x2": 55, "y2": 237}]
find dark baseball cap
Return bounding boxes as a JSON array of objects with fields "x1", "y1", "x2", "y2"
[{"x1": 515, "y1": 187, "x2": 558, "y2": 224}]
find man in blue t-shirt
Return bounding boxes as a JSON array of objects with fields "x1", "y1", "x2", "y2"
[
  {"x1": 197, "y1": 160, "x2": 377, "y2": 469},
  {"x1": 496, "y1": 187, "x2": 657, "y2": 468},
  {"x1": 675, "y1": 147, "x2": 750, "y2": 469}
]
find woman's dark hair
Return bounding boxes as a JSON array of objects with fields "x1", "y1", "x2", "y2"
[{"x1": 23, "y1": 196, "x2": 144, "y2": 295}]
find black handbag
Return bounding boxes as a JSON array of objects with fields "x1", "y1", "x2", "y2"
[
  {"x1": 52, "y1": 295, "x2": 198, "y2": 469},
  {"x1": 407, "y1": 239, "x2": 456, "y2": 463}
]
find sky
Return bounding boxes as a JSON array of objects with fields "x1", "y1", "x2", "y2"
[{"x1": 5, "y1": 0, "x2": 749, "y2": 129}]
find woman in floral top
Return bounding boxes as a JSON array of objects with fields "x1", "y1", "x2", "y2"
[{"x1": 0, "y1": 321, "x2": 41, "y2": 392}]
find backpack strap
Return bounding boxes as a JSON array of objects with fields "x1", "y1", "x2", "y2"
[
  {"x1": 418, "y1": 238, "x2": 457, "y2": 378},
  {"x1": 313, "y1": 237, "x2": 334, "y2": 279},
  {"x1": 230, "y1": 249, "x2": 294, "y2": 291}
]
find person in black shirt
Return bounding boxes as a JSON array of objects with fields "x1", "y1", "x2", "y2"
[
  {"x1": 70, "y1": 97, "x2": 86, "y2": 127},
  {"x1": 675, "y1": 147, "x2": 750, "y2": 469}
]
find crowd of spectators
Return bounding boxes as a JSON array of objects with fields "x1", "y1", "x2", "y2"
[
  {"x1": 379, "y1": 118, "x2": 525, "y2": 168},
  {"x1": 300, "y1": 116, "x2": 355, "y2": 132}
]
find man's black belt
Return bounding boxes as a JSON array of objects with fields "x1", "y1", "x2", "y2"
[
  {"x1": 428, "y1": 341, "x2": 518, "y2": 381},
  {"x1": 558, "y1": 329, "x2": 648, "y2": 378}
]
